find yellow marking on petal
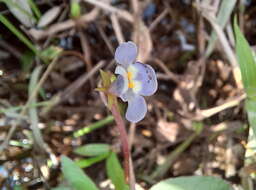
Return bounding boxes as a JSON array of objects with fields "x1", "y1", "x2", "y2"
[
  {"x1": 128, "y1": 82, "x2": 135, "y2": 88},
  {"x1": 127, "y1": 71, "x2": 133, "y2": 81}
]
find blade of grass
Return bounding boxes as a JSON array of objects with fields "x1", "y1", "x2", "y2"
[
  {"x1": 28, "y1": 0, "x2": 41, "y2": 19},
  {"x1": 150, "y1": 122, "x2": 203, "y2": 180},
  {"x1": 28, "y1": 66, "x2": 46, "y2": 151},
  {"x1": 75, "y1": 153, "x2": 109, "y2": 168},
  {"x1": 73, "y1": 116, "x2": 114, "y2": 138},
  {"x1": 0, "y1": 100, "x2": 51, "y2": 114},
  {"x1": 206, "y1": 0, "x2": 237, "y2": 56},
  {"x1": 0, "y1": 14, "x2": 37, "y2": 54}
]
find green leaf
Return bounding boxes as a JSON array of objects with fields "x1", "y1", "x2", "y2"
[
  {"x1": 51, "y1": 187, "x2": 71, "y2": 190},
  {"x1": 61, "y1": 156, "x2": 99, "y2": 190},
  {"x1": 28, "y1": 0, "x2": 41, "y2": 19},
  {"x1": 206, "y1": 0, "x2": 237, "y2": 56},
  {"x1": 40, "y1": 46, "x2": 62, "y2": 62},
  {"x1": 106, "y1": 152, "x2": 129, "y2": 190},
  {"x1": 150, "y1": 176, "x2": 232, "y2": 190},
  {"x1": 70, "y1": 0, "x2": 81, "y2": 18},
  {"x1": 234, "y1": 18, "x2": 256, "y2": 95},
  {"x1": 234, "y1": 17, "x2": 256, "y2": 137},
  {"x1": 73, "y1": 116, "x2": 114, "y2": 138},
  {"x1": 20, "y1": 51, "x2": 34, "y2": 73},
  {"x1": 76, "y1": 154, "x2": 109, "y2": 168},
  {"x1": 0, "y1": 14, "x2": 37, "y2": 54},
  {"x1": 74, "y1": 143, "x2": 111, "y2": 157}
]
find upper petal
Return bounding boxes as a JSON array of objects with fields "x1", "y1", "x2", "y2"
[
  {"x1": 130, "y1": 62, "x2": 158, "y2": 96},
  {"x1": 125, "y1": 95, "x2": 147, "y2": 123},
  {"x1": 114, "y1": 41, "x2": 138, "y2": 67}
]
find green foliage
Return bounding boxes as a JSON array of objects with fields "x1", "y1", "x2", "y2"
[
  {"x1": 20, "y1": 51, "x2": 34, "y2": 73},
  {"x1": 106, "y1": 152, "x2": 129, "y2": 190},
  {"x1": 76, "y1": 154, "x2": 109, "y2": 168},
  {"x1": 150, "y1": 176, "x2": 232, "y2": 190},
  {"x1": 51, "y1": 187, "x2": 71, "y2": 190},
  {"x1": 40, "y1": 46, "x2": 63, "y2": 62},
  {"x1": 98, "y1": 70, "x2": 118, "y2": 109},
  {"x1": 234, "y1": 18, "x2": 256, "y2": 137},
  {"x1": 70, "y1": 0, "x2": 81, "y2": 18},
  {"x1": 28, "y1": 0, "x2": 41, "y2": 19},
  {"x1": 73, "y1": 116, "x2": 114, "y2": 138},
  {"x1": 61, "y1": 156, "x2": 99, "y2": 190},
  {"x1": 206, "y1": 0, "x2": 237, "y2": 56},
  {"x1": 74, "y1": 143, "x2": 111, "y2": 157},
  {"x1": 0, "y1": 14, "x2": 37, "y2": 54}
]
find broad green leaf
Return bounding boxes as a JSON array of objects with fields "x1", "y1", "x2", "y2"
[
  {"x1": 234, "y1": 18, "x2": 256, "y2": 136},
  {"x1": 246, "y1": 100, "x2": 256, "y2": 137},
  {"x1": 74, "y1": 144, "x2": 111, "y2": 157},
  {"x1": 106, "y1": 152, "x2": 129, "y2": 190},
  {"x1": 234, "y1": 19, "x2": 256, "y2": 94},
  {"x1": 61, "y1": 156, "x2": 99, "y2": 190},
  {"x1": 150, "y1": 176, "x2": 232, "y2": 190}
]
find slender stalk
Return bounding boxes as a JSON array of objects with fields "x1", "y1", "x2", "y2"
[{"x1": 110, "y1": 104, "x2": 130, "y2": 182}]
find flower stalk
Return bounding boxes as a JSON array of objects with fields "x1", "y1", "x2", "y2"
[{"x1": 110, "y1": 103, "x2": 130, "y2": 182}]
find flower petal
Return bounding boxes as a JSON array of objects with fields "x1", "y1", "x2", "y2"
[
  {"x1": 120, "y1": 89, "x2": 135, "y2": 102},
  {"x1": 109, "y1": 75, "x2": 127, "y2": 96},
  {"x1": 114, "y1": 41, "x2": 137, "y2": 67},
  {"x1": 131, "y1": 62, "x2": 158, "y2": 96},
  {"x1": 114, "y1": 66, "x2": 128, "y2": 94},
  {"x1": 125, "y1": 95, "x2": 147, "y2": 123}
]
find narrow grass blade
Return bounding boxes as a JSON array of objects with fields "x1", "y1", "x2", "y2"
[
  {"x1": 73, "y1": 116, "x2": 114, "y2": 138},
  {"x1": 0, "y1": 14, "x2": 37, "y2": 54},
  {"x1": 76, "y1": 153, "x2": 109, "y2": 168},
  {"x1": 28, "y1": 66, "x2": 46, "y2": 150},
  {"x1": 206, "y1": 0, "x2": 237, "y2": 56},
  {"x1": 28, "y1": 0, "x2": 41, "y2": 19}
]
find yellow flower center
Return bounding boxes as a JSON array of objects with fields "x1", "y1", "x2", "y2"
[{"x1": 127, "y1": 71, "x2": 134, "y2": 88}]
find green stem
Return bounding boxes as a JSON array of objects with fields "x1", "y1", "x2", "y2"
[{"x1": 73, "y1": 116, "x2": 114, "y2": 138}]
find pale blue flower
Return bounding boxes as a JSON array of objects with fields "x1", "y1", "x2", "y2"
[{"x1": 110, "y1": 41, "x2": 158, "y2": 123}]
